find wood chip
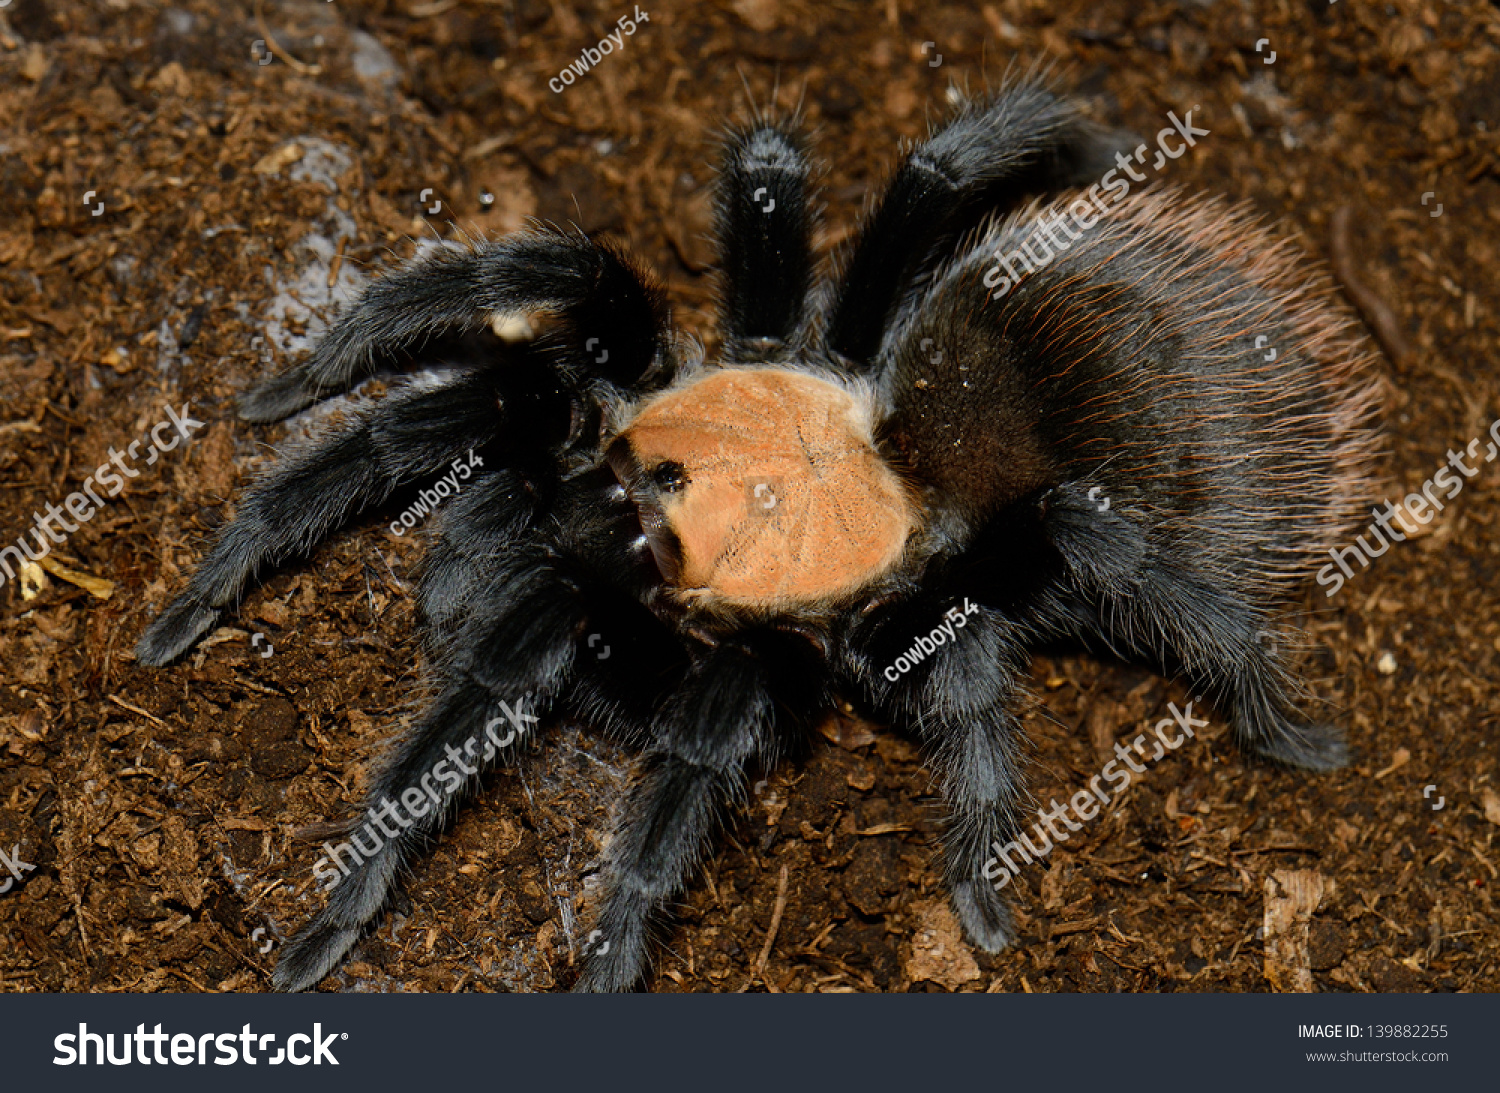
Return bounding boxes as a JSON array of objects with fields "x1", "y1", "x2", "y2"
[
  {"x1": 252, "y1": 141, "x2": 305, "y2": 177},
  {"x1": 1482, "y1": 788, "x2": 1500, "y2": 826},
  {"x1": 107, "y1": 694, "x2": 170, "y2": 729},
  {"x1": 1374, "y1": 747, "x2": 1411, "y2": 779},
  {"x1": 747, "y1": 863, "x2": 790, "y2": 992},
  {"x1": 18, "y1": 558, "x2": 47, "y2": 600},
  {"x1": 854, "y1": 823, "x2": 911, "y2": 836},
  {"x1": 1263, "y1": 869, "x2": 1330, "y2": 993},
  {"x1": 1330, "y1": 205, "x2": 1413, "y2": 369},
  {"x1": 34, "y1": 553, "x2": 115, "y2": 599}
]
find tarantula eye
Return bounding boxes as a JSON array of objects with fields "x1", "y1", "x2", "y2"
[{"x1": 652, "y1": 461, "x2": 690, "y2": 493}]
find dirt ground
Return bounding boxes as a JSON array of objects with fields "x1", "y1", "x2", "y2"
[{"x1": 1, "y1": 0, "x2": 1497, "y2": 995}]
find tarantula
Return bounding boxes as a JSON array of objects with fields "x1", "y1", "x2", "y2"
[{"x1": 136, "y1": 80, "x2": 1380, "y2": 991}]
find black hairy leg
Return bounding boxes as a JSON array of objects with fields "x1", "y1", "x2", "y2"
[
  {"x1": 840, "y1": 588, "x2": 1033, "y2": 953},
  {"x1": 1054, "y1": 550, "x2": 1345, "y2": 771},
  {"x1": 1039, "y1": 486, "x2": 1346, "y2": 770},
  {"x1": 1122, "y1": 565, "x2": 1346, "y2": 771},
  {"x1": 414, "y1": 467, "x2": 541, "y2": 637},
  {"x1": 576, "y1": 634, "x2": 820, "y2": 991},
  {"x1": 714, "y1": 121, "x2": 816, "y2": 356},
  {"x1": 134, "y1": 371, "x2": 520, "y2": 667},
  {"x1": 909, "y1": 614, "x2": 1031, "y2": 950},
  {"x1": 274, "y1": 545, "x2": 589, "y2": 992},
  {"x1": 239, "y1": 230, "x2": 669, "y2": 422},
  {"x1": 825, "y1": 77, "x2": 1127, "y2": 363},
  {"x1": 272, "y1": 679, "x2": 536, "y2": 993}
]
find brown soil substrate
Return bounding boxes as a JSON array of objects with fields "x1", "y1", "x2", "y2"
[{"x1": 0, "y1": 0, "x2": 1496, "y2": 993}]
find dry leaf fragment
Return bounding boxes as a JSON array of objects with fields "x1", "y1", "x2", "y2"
[
  {"x1": 219, "y1": 817, "x2": 271, "y2": 832},
  {"x1": 16, "y1": 710, "x2": 46, "y2": 741},
  {"x1": 904, "y1": 899, "x2": 981, "y2": 989},
  {"x1": 200, "y1": 627, "x2": 251, "y2": 649},
  {"x1": 1482, "y1": 788, "x2": 1500, "y2": 826}
]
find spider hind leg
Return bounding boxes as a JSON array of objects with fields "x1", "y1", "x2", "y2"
[{"x1": 1104, "y1": 565, "x2": 1348, "y2": 771}]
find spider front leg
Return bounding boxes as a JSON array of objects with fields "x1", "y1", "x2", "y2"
[
  {"x1": 273, "y1": 678, "x2": 548, "y2": 992},
  {"x1": 274, "y1": 548, "x2": 590, "y2": 991},
  {"x1": 240, "y1": 229, "x2": 668, "y2": 421},
  {"x1": 134, "y1": 369, "x2": 533, "y2": 666},
  {"x1": 416, "y1": 467, "x2": 550, "y2": 638},
  {"x1": 575, "y1": 635, "x2": 818, "y2": 991},
  {"x1": 915, "y1": 616, "x2": 1037, "y2": 951},
  {"x1": 714, "y1": 121, "x2": 816, "y2": 355}
]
